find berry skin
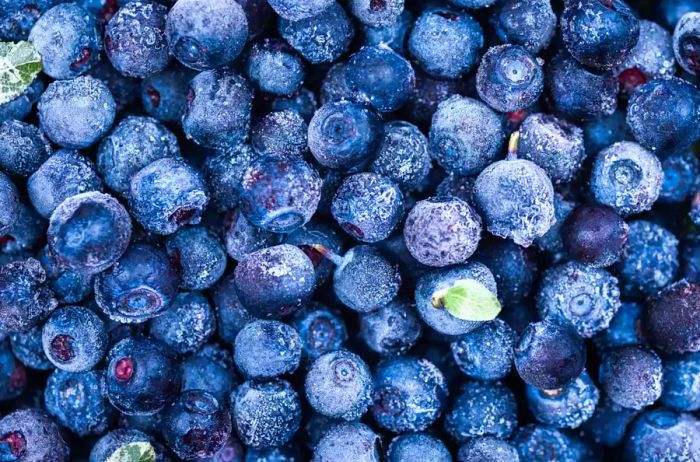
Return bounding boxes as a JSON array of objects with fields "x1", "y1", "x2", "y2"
[
  {"x1": 291, "y1": 304, "x2": 347, "y2": 361},
  {"x1": 474, "y1": 237, "x2": 537, "y2": 305},
  {"x1": 491, "y1": 0, "x2": 556, "y2": 54},
  {"x1": 267, "y1": 0, "x2": 333, "y2": 21},
  {"x1": 251, "y1": 110, "x2": 308, "y2": 159},
  {"x1": 429, "y1": 95, "x2": 505, "y2": 176},
  {"x1": 583, "y1": 110, "x2": 628, "y2": 155},
  {"x1": 165, "y1": 0, "x2": 248, "y2": 70},
  {"x1": 474, "y1": 158, "x2": 556, "y2": 247},
  {"x1": 362, "y1": 9, "x2": 412, "y2": 54},
  {"x1": 239, "y1": 154, "x2": 321, "y2": 233},
  {"x1": 44, "y1": 369, "x2": 113, "y2": 436},
  {"x1": 212, "y1": 272, "x2": 255, "y2": 344},
  {"x1": 615, "y1": 20, "x2": 676, "y2": 94},
  {"x1": 645, "y1": 280, "x2": 700, "y2": 354},
  {"x1": 162, "y1": 390, "x2": 232, "y2": 460},
  {"x1": 444, "y1": 381, "x2": 518, "y2": 441},
  {"x1": 458, "y1": 437, "x2": 520, "y2": 462},
  {"x1": 105, "y1": 1, "x2": 170, "y2": 78},
  {"x1": 308, "y1": 100, "x2": 384, "y2": 172},
  {"x1": 38, "y1": 76, "x2": 116, "y2": 149},
  {"x1": 350, "y1": 0, "x2": 402, "y2": 27},
  {"x1": 149, "y1": 291, "x2": 216, "y2": 354},
  {"x1": 360, "y1": 299, "x2": 422, "y2": 356},
  {"x1": 97, "y1": 115, "x2": 181, "y2": 196},
  {"x1": 514, "y1": 320, "x2": 586, "y2": 390},
  {"x1": 674, "y1": 13, "x2": 700, "y2": 75},
  {"x1": 372, "y1": 357, "x2": 448, "y2": 433},
  {"x1": 129, "y1": 157, "x2": 209, "y2": 235},
  {"x1": 234, "y1": 244, "x2": 315, "y2": 319},
  {"x1": 659, "y1": 151, "x2": 700, "y2": 203},
  {"x1": 476, "y1": 45, "x2": 544, "y2": 113},
  {"x1": 181, "y1": 344, "x2": 237, "y2": 403},
  {"x1": 0, "y1": 339, "x2": 25, "y2": 401},
  {"x1": 0, "y1": 0, "x2": 52, "y2": 41},
  {"x1": 0, "y1": 173, "x2": 18, "y2": 234},
  {"x1": 0, "y1": 120, "x2": 52, "y2": 177},
  {"x1": 247, "y1": 39, "x2": 305, "y2": 96},
  {"x1": 284, "y1": 221, "x2": 343, "y2": 287},
  {"x1": 0, "y1": 409, "x2": 68, "y2": 462},
  {"x1": 627, "y1": 78, "x2": 700, "y2": 155},
  {"x1": 562, "y1": 205, "x2": 629, "y2": 267},
  {"x1": 105, "y1": 337, "x2": 181, "y2": 416},
  {"x1": 46, "y1": 191, "x2": 131, "y2": 276},
  {"x1": 232, "y1": 379, "x2": 302, "y2": 449},
  {"x1": 590, "y1": 141, "x2": 663, "y2": 217},
  {"x1": 204, "y1": 143, "x2": 259, "y2": 211},
  {"x1": 526, "y1": 371, "x2": 599, "y2": 429},
  {"x1": 512, "y1": 424, "x2": 577, "y2": 462},
  {"x1": 599, "y1": 345, "x2": 663, "y2": 410},
  {"x1": 593, "y1": 301, "x2": 643, "y2": 351},
  {"x1": 387, "y1": 433, "x2": 451, "y2": 462},
  {"x1": 10, "y1": 325, "x2": 52, "y2": 370},
  {"x1": 312, "y1": 422, "x2": 380, "y2": 462},
  {"x1": 408, "y1": 7, "x2": 483, "y2": 79},
  {"x1": 29, "y1": 3, "x2": 100, "y2": 79},
  {"x1": 278, "y1": 4, "x2": 355, "y2": 65},
  {"x1": 0, "y1": 258, "x2": 57, "y2": 334},
  {"x1": 582, "y1": 397, "x2": 641, "y2": 447},
  {"x1": 404, "y1": 197, "x2": 481, "y2": 267},
  {"x1": 140, "y1": 65, "x2": 196, "y2": 123},
  {"x1": 223, "y1": 207, "x2": 281, "y2": 262},
  {"x1": 305, "y1": 349, "x2": 373, "y2": 421},
  {"x1": 660, "y1": 352, "x2": 700, "y2": 411},
  {"x1": 94, "y1": 243, "x2": 180, "y2": 323},
  {"x1": 42, "y1": 305, "x2": 107, "y2": 372},
  {"x1": 624, "y1": 409, "x2": 700, "y2": 462},
  {"x1": 517, "y1": 113, "x2": 586, "y2": 184},
  {"x1": 166, "y1": 226, "x2": 226, "y2": 290},
  {"x1": 182, "y1": 69, "x2": 253, "y2": 149},
  {"x1": 370, "y1": 121, "x2": 430, "y2": 192},
  {"x1": 234, "y1": 320, "x2": 302, "y2": 380},
  {"x1": 415, "y1": 262, "x2": 497, "y2": 335},
  {"x1": 450, "y1": 318, "x2": 515, "y2": 381}
]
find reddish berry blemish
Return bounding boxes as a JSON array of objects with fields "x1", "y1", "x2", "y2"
[
  {"x1": 0, "y1": 432, "x2": 26, "y2": 458},
  {"x1": 618, "y1": 68, "x2": 648, "y2": 93},
  {"x1": 50, "y1": 335, "x2": 75, "y2": 362},
  {"x1": 114, "y1": 357, "x2": 134, "y2": 382},
  {"x1": 146, "y1": 86, "x2": 161, "y2": 108}
]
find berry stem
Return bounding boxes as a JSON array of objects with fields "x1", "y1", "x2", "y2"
[
  {"x1": 507, "y1": 131, "x2": 520, "y2": 160},
  {"x1": 309, "y1": 244, "x2": 344, "y2": 267}
]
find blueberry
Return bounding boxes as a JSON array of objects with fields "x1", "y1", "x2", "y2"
[
  {"x1": 660, "y1": 352, "x2": 700, "y2": 411},
  {"x1": 0, "y1": 258, "x2": 57, "y2": 334},
  {"x1": 38, "y1": 76, "x2": 116, "y2": 149},
  {"x1": 88, "y1": 58, "x2": 140, "y2": 112},
  {"x1": 361, "y1": 9, "x2": 412, "y2": 54},
  {"x1": 627, "y1": 78, "x2": 700, "y2": 155},
  {"x1": 98, "y1": 116, "x2": 181, "y2": 196},
  {"x1": 512, "y1": 424, "x2": 577, "y2": 462},
  {"x1": 526, "y1": 370, "x2": 599, "y2": 429},
  {"x1": 415, "y1": 262, "x2": 497, "y2": 335},
  {"x1": 165, "y1": 0, "x2": 248, "y2": 70},
  {"x1": 369, "y1": 121, "x2": 430, "y2": 192},
  {"x1": 166, "y1": 226, "x2": 226, "y2": 290},
  {"x1": 95, "y1": 243, "x2": 179, "y2": 323},
  {"x1": 450, "y1": 318, "x2": 515, "y2": 381},
  {"x1": 9, "y1": 325, "x2": 52, "y2": 370},
  {"x1": 457, "y1": 437, "x2": 520, "y2": 462},
  {"x1": 284, "y1": 221, "x2": 343, "y2": 286},
  {"x1": 181, "y1": 344, "x2": 237, "y2": 403},
  {"x1": 42, "y1": 305, "x2": 107, "y2": 372},
  {"x1": 0, "y1": 173, "x2": 18, "y2": 234},
  {"x1": 491, "y1": 0, "x2": 556, "y2": 53},
  {"x1": 105, "y1": 337, "x2": 181, "y2": 415},
  {"x1": 593, "y1": 301, "x2": 643, "y2": 351},
  {"x1": 234, "y1": 244, "x2": 315, "y2": 318},
  {"x1": 645, "y1": 280, "x2": 700, "y2": 353},
  {"x1": 590, "y1": 141, "x2": 663, "y2": 216},
  {"x1": 0, "y1": 0, "x2": 51, "y2": 41},
  {"x1": 562, "y1": 205, "x2": 629, "y2": 267},
  {"x1": 674, "y1": 13, "x2": 700, "y2": 75},
  {"x1": 203, "y1": 143, "x2": 259, "y2": 211},
  {"x1": 371, "y1": 356, "x2": 447, "y2": 433},
  {"x1": 278, "y1": 3, "x2": 355, "y2": 65},
  {"x1": 360, "y1": 299, "x2": 422, "y2": 356},
  {"x1": 0, "y1": 201, "x2": 46, "y2": 258},
  {"x1": 624, "y1": 408, "x2": 700, "y2": 462},
  {"x1": 247, "y1": 39, "x2": 305, "y2": 96},
  {"x1": 0, "y1": 339, "x2": 25, "y2": 401},
  {"x1": 140, "y1": 65, "x2": 196, "y2": 123},
  {"x1": 311, "y1": 422, "x2": 380, "y2": 462},
  {"x1": 182, "y1": 69, "x2": 253, "y2": 148},
  {"x1": 0, "y1": 409, "x2": 68, "y2": 462},
  {"x1": 267, "y1": 0, "x2": 333, "y2": 21},
  {"x1": 429, "y1": 95, "x2": 505, "y2": 176},
  {"x1": 582, "y1": 397, "x2": 641, "y2": 447},
  {"x1": 105, "y1": 1, "x2": 169, "y2": 78},
  {"x1": 0, "y1": 78, "x2": 44, "y2": 125},
  {"x1": 44, "y1": 369, "x2": 113, "y2": 436},
  {"x1": 305, "y1": 349, "x2": 373, "y2": 420},
  {"x1": 89, "y1": 429, "x2": 163, "y2": 462},
  {"x1": 0, "y1": 120, "x2": 52, "y2": 177},
  {"x1": 149, "y1": 291, "x2": 216, "y2": 354},
  {"x1": 46, "y1": 191, "x2": 131, "y2": 276},
  {"x1": 474, "y1": 157, "x2": 556, "y2": 247},
  {"x1": 660, "y1": 151, "x2": 700, "y2": 202},
  {"x1": 234, "y1": 320, "x2": 301, "y2": 379},
  {"x1": 682, "y1": 233, "x2": 700, "y2": 283},
  {"x1": 616, "y1": 20, "x2": 676, "y2": 94},
  {"x1": 291, "y1": 304, "x2": 347, "y2": 361},
  {"x1": 474, "y1": 237, "x2": 537, "y2": 305},
  {"x1": 251, "y1": 110, "x2": 308, "y2": 159},
  {"x1": 223, "y1": 208, "x2": 281, "y2": 261},
  {"x1": 232, "y1": 379, "x2": 301, "y2": 449},
  {"x1": 212, "y1": 272, "x2": 255, "y2": 344},
  {"x1": 583, "y1": 110, "x2": 628, "y2": 155},
  {"x1": 239, "y1": 154, "x2": 321, "y2": 233},
  {"x1": 408, "y1": 7, "x2": 483, "y2": 79},
  {"x1": 444, "y1": 380, "x2": 518, "y2": 441},
  {"x1": 599, "y1": 344, "x2": 663, "y2": 410},
  {"x1": 29, "y1": 3, "x2": 100, "y2": 79},
  {"x1": 129, "y1": 157, "x2": 209, "y2": 235},
  {"x1": 271, "y1": 87, "x2": 319, "y2": 123},
  {"x1": 387, "y1": 433, "x2": 451, "y2": 462},
  {"x1": 514, "y1": 320, "x2": 586, "y2": 390},
  {"x1": 162, "y1": 390, "x2": 232, "y2": 459},
  {"x1": 308, "y1": 100, "x2": 383, "y2": 172}
]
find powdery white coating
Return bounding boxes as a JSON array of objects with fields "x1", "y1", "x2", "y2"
[
  {"x1": 0, "y1": 258, "x2": 58, "y2": 334},
  {"x1": 624, "y1": 409, "x2": 700, "y2": 462},
  {"x1": 616, "y1": 20, "x2": 676, "y2": 81},
  {"x1": 450, "y1": 318, "x2": 515, "y2": 381},
  {"x1": 38, "y1": 76, "x2": 116, "y2": 149},
  {"x1": 591, "y1": 141, "x2": 663, "y2": 216},
  {"x1": 474, "y1": 159, "x2": 556, "y2": 247},
  {"x1": 0, "y1": 120, "x2": 52, "y2": 177},
  {"x1": 278, "y1": 4, "x2": 355, "y2": 65},
  {"x1": 42, "y1": 305, "x2": 107, "y2": 372},
  {"x1": 234, "y1": 319, "x2": 302, "y2": 379},
  {"x1": 512, "y1": 424, "x2": 576, "y2": 462},
  {"x1": 387, "y1": 433, "x2": 451, "y2": 462},
  {"x1": 105, "y1": 1, "x2": 170, "y2": 78},
  {"x1": 403, "y1": 197, "x2": 481, "y2": 267},
  {"x1": 251, "y1": 110, "x2": 308, "y2": 158},
  {"x1": 247, "y1": 39, "x2": 305, "y2": 96},
  {"x1": 203, "y1": 143, "x2": 259, "y2": 211},
  {"x1": 415, "y1": 262, "x2": 497, "y2": 336},
  {"x1": 526, "y1": 371, "x2": 599, "y2": 429},
  {"x1": 600, "y1": 345, "x2": 663, "y2": 410},
  {"x1": 223, "y1": 208, "x2": 280, "y2": 262},
  {"x1": 351, "y1": 0, "x2": 403, "y2": 27},
  {"x1": 312, "y1": 422, "x2": 380, "y2": 462},
  {"x1": 537, "y1": 262, "x2": 621, "y2": 338},
  {"x1": 268, "y1": 0, "x2": 334, "y2": 21},
  {"x1": 149, "y1": 291, "x2": 216, "y2": 354},
  {"x1": 305, "y1": 349, "x2": 373, "y2": 420},
  {"x1": 518, "y1": 113, "x2": 586, "y2": 183},
  {"x1": 359, "y1": 298, "x2": 422, "y2": 356},
  {"x1": 370, "y1": 121, "x2": 431, "y2": 192},
  {"x1": 0, "y1": 409, "x2": 68, "y2": 462},
  {"x1": 10, "y1": 325, "x2": 52, "y2": 370},
  {"x1": 97, "y1": 115, "x2": 181, "y2": 195},
  {"x1": 491, "y1": 0, "x2": 556, "y2": 54},
  {"x1": 0, "y1": 172, "x2": 18, "y2": 233},
  {"x1": 674, "y1": 13, "x2": 700, "y2": 75}
]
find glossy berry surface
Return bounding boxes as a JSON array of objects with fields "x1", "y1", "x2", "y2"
[{"x1": 562, "y1": 205, "x2": 628, "y2": 267}]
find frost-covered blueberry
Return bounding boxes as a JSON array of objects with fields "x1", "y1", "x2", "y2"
[
  {"x1": 599, "y1": 345, "x2": 663, "y2": 410},
  {"x1": 674, "y1": 12, "x2": 700, "y2": 75},
  {"x1": 312, "y1": 422, "x2": 380, "y2": 462},
  {"x1": 0, "y1": 120, "x2": 52, "y2": 177},
  {"x1": 370, "y1": 121, "x2": 431, "y2": 192},
  {"x1": 0, "y1": 258, "x2": 57, "y2": 334},
  {"x1": 450, "y1": 318, "x2": 515, "y2": 381},
  {"x1": 166, "y1": 226, "x2": 226, "y2": 290},
  {"x1": 0, "y1": 173, "x2": 18, "y2": 235},
  {"x1": 247, "y1": 39, "x2": 305, "y2": 96},
  {"x1": 0, "y1": 409, "x2": 68, "y2": 462},
  {"x1": 203, "y1": 143, "x2": 259, "y2": 211},
  {"x1": 149, "y1": 291, "x2": 216, "y2": 354},
  {"x1": 526, "y1": 371, "x2": 599, "y2": 429},
  {"x1": 360, "y1": 299, "x2": 422, "y2": 356},
  {"x1": 42, "y1": 305, "x2": 107, "y2": 372},
  {"x1": 251, "y1": 110, "x2": 308, "y2": 159},
  {"x1": 615, "y1": 20, "x2": 676, "y2": 94},
  {"x1": 234, "y1": 320, "x2": 302, "y2": 380},
  {"x1": 491, "y1": 0, "x2": 556, "y2": 53}
]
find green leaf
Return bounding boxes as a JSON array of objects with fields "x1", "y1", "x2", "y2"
[
  {"x1": 441, "y1": 279, "x2": 501, "y2": 321},
  {"x1": 105, "y1": 442, "x2": 157, "y2": 462},
  {"x1": 0, "y1": 41, "x2": 42, "y2": 105}
]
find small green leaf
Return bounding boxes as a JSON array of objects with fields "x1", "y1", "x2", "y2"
[
  {"x1": 440, "y1": 279, "x2": 501, "y2": 321},
  {"x1": 0, "y1": 41, "x2": 42, "y2": 105},
  {"x1": 105, "y1": 442, "x2": 156, "y2": 462}
]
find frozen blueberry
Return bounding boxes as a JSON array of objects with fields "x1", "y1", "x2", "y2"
[
  {"x1": 562, "y1": 205, "x2": 629, "y2": 267},
  {"x1": 247, "y1": 39, "x2": 304, "y2": 96},
  {"x1": 599, "y1": 345, "x2": 663, "y2": 410},
  {"x1": 95, "y1": 243, "x2": 180, "y2": 323},
  {"x1": 0, "y1": 258, "x2": 57, "y2": 334},
  {"x1": 360, "y1": 299, "x2": 422, "y2": 356},
  {"x1": 149, "y1": 291, "x2": 216, "y2": 354},
  {"x1": 271, "y1": 87, "x2": 319, "y2": 123},
  {"x1": 0, "y1": 339, "x2": 25, "y2": 401},
  {"x1": 0, "y1": 120, "x2": 52, "y2": 177},
  {"x1": 387, "y1": 433, "x2": 451, "y2": 462},
  {"x1": 624, "y1": 409, "x2": 700, "y2": 462},
  {"x1": 491, "y1": 0, "x2": 556, "y2": 53},
  {"x1": 291, "y1": 304, "x2": 347, "y2": 361},
  {"x1": 0, "y1": 409, "x2": 68, "y2": 462},
  {"x1": 512, "y1": 425, "x2": 576, "y2": 462},
  {"x1": 9, "y1": 325, "x2": 52, "y2": 370},
  {"x1": 305, "y1": 349, "x2": 373, "y2": 421},
  {"x1": 212, "y1": 272, "x2": 255, "y2": 344},
  {"x1": 251, "y1": 110, "x2": 307, "y2": 159},
  {"x1": 661, "y1": 352, "x2": 700, "y2": 411},
  {"x1": 458, "y1": 437, "x2": 520, "y2": 462},
  {"x1": 140, "y1": 65, "x2": 196, "y2": 123},
  {"x1": 674, "y1": 12, "x2": 700, "y2": 75},
  {"x1": 0, "y1": 0, "x2": 52, "y2": 40},
  {"x1": 615, "y1": 20, "x2": 676, "y2": 94},
  {"x1": 645, "y1": 280, "x2": 700, "y2": 354},
  {"x1": 583, "y1": 110, "x2": 628, "y2": 155},
  {"x1": 473, "y1": 237, "x2": 537, "y2": 305},
  {"x1": 181, "y1": 344, "x2": 237, "y2": 403},
  {"x1": 450, "y1": 318, "x2": 515, "y2": 381},
  {"x1": 223, "y1": 208, "x2": 280, "y2": 262},
  {"x1": 311, "y1": 422, "x2": 380, "y2": 462},
  {"x1": 234, "y1": 320, "x2": 301, "y2": 379},
  {"x1": 582, "y1": 397, "x2": 641, "y2": 447},
  {"x1": 203, "y1": 143, "x2": 259, "y2": 211},
  {"x1": 166, "y1": 226, "x2": 226, "y2": 290},
  {"x1": 369, "y1": 121, "x2": 430, "y2": 192},
  {"x1": 0, "y1": 202, "x2": 46, "y2": 258},
  {"x1": 284, "y1": 221, "x2": 343, "y2": 287},
  {"x1": 361, "y1": 9, "x2": 412, "y2": 54},
  {"x1": 660, "y1": 151, "x2": 700, "y2": 203},
  {"x1": 39, "y1": 76, "x2": 116, "y2": 149},
  {"x1": 444, "y1": 380, "x2": 518, "y2": 441},
  {"x1": 0, "y1": 173, "x2": 18, "y2": 234},
  {"x1": 0, "y1": 78, "x2": 43, "y2": 124},
  {"x1": 526, "y1": 371, "x2": 599, "y2": 429},
  {"x1": 42, "y1": 305, "x2": 107, "y2": 372},
  {"x1": 593, "y1": 301, "x2": 643, "y2": 351}
]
